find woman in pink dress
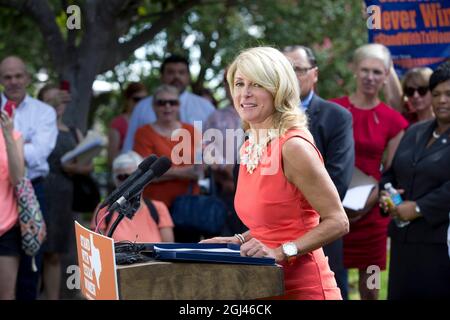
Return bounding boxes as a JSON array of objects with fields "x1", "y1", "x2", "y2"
[
  {"x1": 0, "y1": 109, "x2": 24, "y2": 299},
  {"x1": 202, "y1": 47, "x2": 349, "y2": 299},
  {"x1": 330, "y1": 43, "x2": 408, "y2": 300}
]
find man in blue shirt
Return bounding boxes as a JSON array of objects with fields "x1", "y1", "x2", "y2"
[
  {"x1": 284, "y1": 45, "x2": 355, "y2": 299},
  {"x1": 122, "y1": 55, "x2": 215, "y2": 152}
]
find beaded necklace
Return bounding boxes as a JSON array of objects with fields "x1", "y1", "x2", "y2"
[{"x1": 241, "y1": 130, "x2": 278, "y2": 174}]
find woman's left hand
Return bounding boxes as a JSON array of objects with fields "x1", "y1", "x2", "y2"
[
  {"x1": 392, "y1": 201, "x2": 421, "y2": 222},
  {"x1": 240, "y1": 238, "x2": 285, "y2": 262},
  {"x1": 62, "y1": 161, "x2": 77, "y2": 174}
]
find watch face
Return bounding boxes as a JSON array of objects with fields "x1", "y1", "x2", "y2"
[{"x1": 283, "y1": 243, "x2": 297, "y2": 256}]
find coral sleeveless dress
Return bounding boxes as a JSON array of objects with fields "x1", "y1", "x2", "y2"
[{"x1": 235, "y1": 129, "x2": 342, "y2": 300}]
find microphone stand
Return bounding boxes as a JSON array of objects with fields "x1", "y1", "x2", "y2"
[{"x1": 107, "y1": 194, "x2": 141, "y2": 238}]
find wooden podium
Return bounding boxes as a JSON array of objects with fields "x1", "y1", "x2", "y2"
[{"x1": 116, "y1": 260, "x2": 284, "y2": 300}]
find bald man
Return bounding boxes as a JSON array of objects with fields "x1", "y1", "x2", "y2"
[{"x1": 0, "y1": 56, "x2": 58, "y2": 300}]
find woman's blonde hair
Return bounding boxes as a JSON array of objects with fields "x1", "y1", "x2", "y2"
[
  {"x1": 402, "y1": 67, "x2": 433, "y2": 90},
  {"x1": 353, "y1": 43, "x2": 392, "y2": 71},
  {"x1": 153, "y1": 84, "x2": 180, "y2": 102},
  {"x1": 226, "y1": 46, "x2": 307, "y2": 135}
]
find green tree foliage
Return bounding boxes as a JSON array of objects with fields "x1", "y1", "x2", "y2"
[{"x1": 0, "y1": 0, "x2": 368, "y2": 131}]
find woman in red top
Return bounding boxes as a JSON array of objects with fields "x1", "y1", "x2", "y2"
[
  {"x1": 202, "y1": 47, "x2": 349, "y2": 300},
  {"x1": 133, "y1": 84, "x2": 201, "y2": 242},
  {"x1": 330, "y1": 43, "x2": 408, "y2": 300}
]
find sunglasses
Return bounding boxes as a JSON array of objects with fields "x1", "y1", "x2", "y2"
[
  {"x1": 155, "y1": 99, "x2": 179, "y2": 107},
  {"x1": 115, "y1": 174, "x2": 130, "y2": 182},
  {"x1": 404, "y1": 86, "x2": 428, "y2": 97},
  {"x1": 132, "y1": 96, "x2": 146, "y2": 102}
]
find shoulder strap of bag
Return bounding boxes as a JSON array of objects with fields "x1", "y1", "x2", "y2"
[{"x1": 142, "y1": 197, "x2": 160, "y2": 225}]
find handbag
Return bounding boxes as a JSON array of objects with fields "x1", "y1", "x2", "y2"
[
  {"x1": 72, "y1": 174, "x2": 101, "y2": 212},
  {"x1": 170, "y1": 169, "x2": 228, "y2": 235},
  {"x1": 15, "y1": 177, "x2": 47, "y2": 258},
  {"x1": 68, "y1": 126, "x2": 100, "y2": 212}
]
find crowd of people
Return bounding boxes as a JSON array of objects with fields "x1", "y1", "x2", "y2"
[{"x1": 0, "y1": 41, "x2": 449, "y2": 300}]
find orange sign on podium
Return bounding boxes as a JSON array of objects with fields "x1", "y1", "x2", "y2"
[{"x1": 74, "y1": 221, "x2": 119, "y2": 300}]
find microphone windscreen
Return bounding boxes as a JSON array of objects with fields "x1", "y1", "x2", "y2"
[
  {"x1": 138, "y1": 154, "x2": 158, "y2": 171},
  {"x1": 151, "y1": 156, "x2": 172, "y2": 178}
]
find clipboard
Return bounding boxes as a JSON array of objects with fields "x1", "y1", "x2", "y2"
[
  {"x1": 342, "y1": 167, "x2": 377, "y2": 211},
  {"x1": 61, "y1": 130, "x2": 105, "y2": 165}
]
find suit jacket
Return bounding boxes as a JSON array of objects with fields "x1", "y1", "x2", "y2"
[
  {"x1": 306, "y1": 95, "x2": 354, "y2": 282},
  {"x1": 306, "y1": 94, "x2": 355, "y2": 200},
  {"x1": 381, "y1": 120, "x2": 450, "y2": 244}
]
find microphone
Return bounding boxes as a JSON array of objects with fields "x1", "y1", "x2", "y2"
[
  {"x1": 108, "y1": 156, "x2": 172, "y2": 212},
  {"x1": 99, "y1": 154, "x2": 158, "y2": 209}
]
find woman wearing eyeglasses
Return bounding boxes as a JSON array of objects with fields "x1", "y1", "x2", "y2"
[
  {"x1": 133, "y1": 84, "x2": 202, "y2": 242},
  {"x1": 330, "y1": 43, "x2": 409, "y2": 300},
  {"x1": 108, "y1": 82, "x2": 148, "y2": 169},
  {"x1": 400, "y1": 68, "x2": 434, "y2": 125}
]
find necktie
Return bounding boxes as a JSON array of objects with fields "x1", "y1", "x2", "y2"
[{"x1": 3, "y1": 100, "x2": 17, "y2": 117}]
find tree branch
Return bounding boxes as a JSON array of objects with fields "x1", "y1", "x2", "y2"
[
  {"x1": 21, "y1": 0, "x2": 66, "y2": 73},
  {"x1": 97, "y1": 0, "x2": 199, "y2": 74},
  {"x1": 0, "y1": 0, "x2": 27, "y2": 10}
]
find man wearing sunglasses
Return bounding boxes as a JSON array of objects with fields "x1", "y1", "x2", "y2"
[
  {"x1": 283, "y1": 45, "x2": 355, "y2": 299},
  {"x1": 122, "y1": 55, "x2": 215, "y2": 152}
]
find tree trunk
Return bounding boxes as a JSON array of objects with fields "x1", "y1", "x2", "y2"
[{"x1": 62, "y1": 65, "x2": 97, "y2": 133}]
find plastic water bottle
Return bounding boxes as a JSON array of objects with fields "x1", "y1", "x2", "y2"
[{"x1": 384, "y1": 183, "x2": 410, "y2": 228}]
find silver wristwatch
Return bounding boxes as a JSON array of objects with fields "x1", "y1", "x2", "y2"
[{"x1": 282, "y1": 242, "x2": 298, "y2": 263}]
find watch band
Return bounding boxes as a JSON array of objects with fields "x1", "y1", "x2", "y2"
[{"x1": 415, "y1": 203, "x2": 422, "y2": 216}]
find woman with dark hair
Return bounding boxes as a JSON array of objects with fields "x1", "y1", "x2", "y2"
[
  {"x1": 380, "y1": 61, "x2": 450, "y2": 299},
  {"x1": 108, "y1": 82, "x2": 148, "y2": 168},
  {"x1": 38, "y1": 84, "x2": 93, "y2": 300}
]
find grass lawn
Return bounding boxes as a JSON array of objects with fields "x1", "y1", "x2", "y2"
[{"x1": 348, "y1": 242, "x2": 390, "y2": 300}]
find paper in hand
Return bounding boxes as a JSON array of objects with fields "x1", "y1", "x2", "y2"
[{"x1": 342, "y1": 167, "x2": 377, "y2": 211}]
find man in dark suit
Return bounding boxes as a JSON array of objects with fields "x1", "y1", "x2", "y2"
[{"x1": 284, "y1": 45, "x2": 355, "y2": 299}]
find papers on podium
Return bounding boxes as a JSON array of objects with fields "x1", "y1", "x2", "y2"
[
  {"x1": 342, "y1": 167, "x2": 377, "y2": 211},
  {"x1": 61, "y1": 130, "x2": 106, "y2": 165},
  {"x1": 153, "y1": 243, "x2": 276, "y2": 266}
]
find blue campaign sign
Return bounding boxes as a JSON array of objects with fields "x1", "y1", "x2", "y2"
[{"x1": 365, "y1": 0, "x2": 450, "y2": 75}]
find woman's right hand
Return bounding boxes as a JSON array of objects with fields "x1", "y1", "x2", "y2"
[
  {"x1": 379, "y1": 190, "x2": 393, "y2": 214},
  {"x1": 0, "y1": 110, "x2": 14, "y2": 137},
  {"x1": 378, "y1": 189, "x2": 405, "y2": 217},
  {"x1": 199, "y1": 236, "x2": 241, "y2": 245}
]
